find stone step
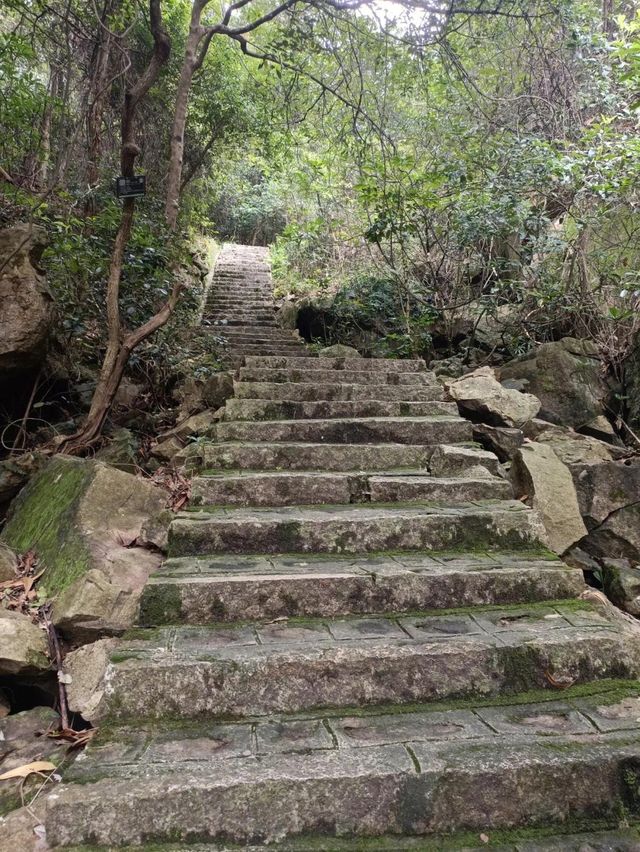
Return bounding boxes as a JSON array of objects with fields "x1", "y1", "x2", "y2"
[
  {"x1": 214, "y1": 416, "x2": 472, "y2": 445},
  {"x1": 190, "y1": 470, "x2": 512, "y2": 507},
  {"x1": 223, "y1": 398, "x2": 458, "y2": 422},
  {"x1": 238, "y1": 367, "x2": 437, "y2": 385},
  {"x1": 169, "y1": 500, "x2": 543, "y2": 556},
  {"x1": 44, "y1": 684, "x2": 640, "y2": 847},
  {"x1": 225, "y1": 347, "x2": 307, "y2": 357},
  {"x1": 234, "y1": 381, "x2": 445, "y2": 402},
  {"x1": 82, "y1": 602, "x2": 639, "y2": 720},
  {"x1": 139, "y1": 551, "x2": 584, "y2": 625},
  {"x1": 202, "y1": 441, "x2": 485, "y2": 472},
  {"x1": 245, "y1": 356, "x2": 427, "y2": 372},
  {"x1": 212, "y1": 319, "x2": 277, "y2": 328}
]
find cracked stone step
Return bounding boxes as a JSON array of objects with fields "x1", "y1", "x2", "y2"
[
  {"x1": 244, "y1": 356, "x2": 428, "y2": 372},
  {"x1": 82, "y1": 602, "x2": 640, "y2": 720},
  {"x1": 223, "y1": 398, "x2": 458, "y2": 421},
  {"x1": 214, "y1": 416, "x2": 472, "y2": 445},
  {"x1": 139, "y1": 552, "x2": 585, "y2": 625},
  {"x1": 234, "y1": 381, "x2": 445, "y2": 402},
  {"x1": 238, "y1": 367, "x2": 438, "y2": 385},
  {"x1": 168, "y1": 500, "x2": 544, "y2": 556},
  {"x1": 43, "y1": 685, "x2": 640, "y2": 847},
  {"x1": 202, "y1": 441, "x2": 489, "y2": 472},
  {"x1": 189, "y1": 471, "x2": 512, "y2": 507}
]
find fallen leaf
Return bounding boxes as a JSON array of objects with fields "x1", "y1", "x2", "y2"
[
  {"x1": 0, "y1": 761, "x2": 56, "y2": 781},
  {"x1": 544, "y1": 669, "x2": 576, "y2": 689},
  {"x1": 480, "y1": 833, "x2": 489, "y2": 844}
]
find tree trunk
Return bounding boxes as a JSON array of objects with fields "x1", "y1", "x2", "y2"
[
  {"x1": 59, "y1": 0, "x2": 172, "y2": 454},
  {"x1": 165, "y1": 5, "x2": 209, "y2": 229},
  {"x1": 85, "y1": 1, "x2": 117, "y2": 212}
]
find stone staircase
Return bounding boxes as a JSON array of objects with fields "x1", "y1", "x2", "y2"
[
  {"x1": 44, "y1": 254, "x2": 640, "y2": 848},
  {"x1": 203, "y1": 244, "x2": 307, "y2": 362}
]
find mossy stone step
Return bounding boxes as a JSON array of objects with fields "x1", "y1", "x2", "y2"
[
  {"x1": 244, "y1": 356, "x2": 427, "y2": 372},
  {"x1": 78, "y1": 601, "x2": 640, "y2": 721},
  {"x1": 139, "y1": 551, "x2": 584, "y2": 626},
  {"x1": 189, "y1": 470, "x2": 511, "y2": 507},
  {"x1": 238, "y1": 367, "x2": 438, "y2": 385},
  {"x1": 233, "y1": 380, "x2": 446, "y2": 402},
  {"x1": 214, "y1": 416, "x2": 472, "y2": 445},
  {"x1": 168, "y1": 500, "x2": 543, "y2": 556},
  {"x1": 43, "y1": 683, "x2": 640, "y2": 847},
  {"x1": 223, "y1": 398, "x2": 458, "y2": 421},
  {"x1": 201, "y1": 441, "x2": 487, "y2": 473}
]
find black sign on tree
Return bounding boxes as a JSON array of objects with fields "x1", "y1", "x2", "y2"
[{"x1": 114, "y1": 175, "x2": 146, "y2": 198}]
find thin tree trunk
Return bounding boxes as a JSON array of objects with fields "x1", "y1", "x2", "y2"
[
  {"x1": 85, "y1": 1, "x2": 117, "y2": 212},
  {"x1": 165, "y1": 2, "x2": 213, "y2": 229},
  {"x1": 59, "y1": 0, "x2": 172, "y2": 453}
]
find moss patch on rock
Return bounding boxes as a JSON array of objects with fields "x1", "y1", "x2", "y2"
[{"x1": 1, "y1": 455, "x2": 93, "y2": 595}]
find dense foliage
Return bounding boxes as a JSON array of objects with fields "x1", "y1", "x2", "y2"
[{"x1": 1, "y1": 0, "x2": 639, "y2": 436}]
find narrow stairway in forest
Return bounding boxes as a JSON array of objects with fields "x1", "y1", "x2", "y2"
[
  {"x1": 45, "y1": 247, "x2": 640, "y2": 848},
  {"x1": 204, "y1": 244, "x2": 307, "y2": 364}
]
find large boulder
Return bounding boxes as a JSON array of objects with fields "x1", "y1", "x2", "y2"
[
  {"x1": 174, "y1": 371, "x2": 234, "y2": 419},
  {"x1": 319, "y1": 344, "x2": 361, "y2": 358},
  {"x1": 524, "y1": 421, "x2": 621, "y2": 465},
  {"x1": 0, "y1": 706, "x2": 64, "y2": 819},
  {"x1": 510, "y1": 443, "x2": 587, "y2": 555},
  {"x1": 64, "y1": 638, "x2": 118, "y2": 723},
  {"x1": 500, "y1": 337, "x2": 608, "y2": 429},
  {"x1": 0, "y1": 610, "x2": 50, "y2": 676},
  {"x1": 445, "y1": 366, "x2": 541, "y2": 428},
  {"x1": 569, "y1": 459, "x2": 640, "y2": 562},
  {"x1": 1, "y1": 456, "x2": 167, "y2": 642},
  {"x1": 0, "y1": 224, "x2": 53, "y2": 372}
]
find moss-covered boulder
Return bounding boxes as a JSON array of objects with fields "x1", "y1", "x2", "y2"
[
  {"x1": 0, "y1": 610, "x2": 49, "y2": 676},
  {"x1": 1, "y1": 456, "x2": 167, "y2": 642},
  {"x1": 500, "y1": 337, "x2": 608, "y2": 429},
  {"x1": 569, "y1": 459, "x2": 640, "y2": 562}
]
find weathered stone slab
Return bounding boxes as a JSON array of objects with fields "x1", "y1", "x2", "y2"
[
  {"x1": 223, "y1": 398, "x2": 458, "y2": 421},
  {"x1": 215, "y1": 416, "x2": 473, "y2": 445},
  {"x1": 139, "y1": 553, "x2": 584, "y2": 625},
  {"x1": 239, "y1": 367, "x2": 436, "y2": 385},
  {"x1": 234, "y1": 381, "x2": 445, "y2": 401},
  {"x1": 96, "y1": 612, "x2": 639, "y2": 720},
  {"x1": 203, "y1": 441, "x2": 436, "y2": 472},
  {"x1": 169, "y1": 501, "x2": 544, "y2": 556},
  {"x1": 244, "y1": 356, "x2": 427, "y2": 372},
  {"x1": 429, "y1": 444, "x2": 502, "y2": 477},
  {"x1": 511, "y1": 443, "x2": 587, "y2": 556},
  {"x1": 45, "y1": 715, "x2": 640, "y2": 847},
  {"x1": 190, "y1": 471, "x2": 511, "y2": 507}
]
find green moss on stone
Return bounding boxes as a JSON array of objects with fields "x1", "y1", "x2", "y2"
[
  {"x1": 1, "y1": 456, "x2": 93, "y2": 596},
  {"x1": 138, "y1": 584, "x2": 183, "y2": 626}
]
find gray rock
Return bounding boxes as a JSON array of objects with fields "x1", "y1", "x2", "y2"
[
  {"x1": 500, "y1": 337, "x2": 608, "y2": 428},
  {"x1": 0, "y1": 610, "x2": 49, "y2": 676},
  {"x1": 96, "y1": 427, "x2": 139, "y2": 473},
  {"x1": 65, "y1": 638, "x2": 118, "y2": 723},
  {"x1": 0, "y1": 707, "x2": 62, "y2": 818},
  {"x1": 601, "y1": 558, "x2": 640, "y2": 616},
  {"x1": 511, "y1": 443, "x2": 587, "y2": 555},
  {"x1": 0, "y1": 542, "x2": 18, "y2": 582},
  {"x1": 1, "y1": 456, "x2": 166, "y2": 641},
  {"x1": 174, "y1": 371, "x2": 234, "y2": 418},
  {"x1": 318, "y1": 344, "x2": 361, "y2": 358},
  {"x1": 472, "y1": 423, "x2": 524, "y2": 462},
  {"x1": 276, "y1": 301, "x2": 299, "y2": 329},
  {"x1": 446, "y1": 367, "x2": 541, "y2": 427},
  {"x1": 0, "y1": 224, "x2": 52, "y2": 372},
  {"x1": 569, "y1": 460, "x2": 640, "y2": 562},
  {"x1": 429, "y1": 356, "x2": 464, "y2": 378}
]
